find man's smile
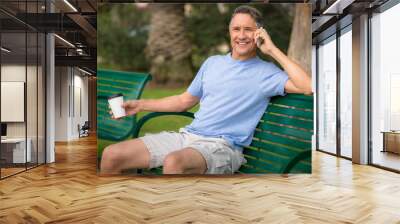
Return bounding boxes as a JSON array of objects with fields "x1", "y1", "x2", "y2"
[{"x1": 235, "y1": 40, "x2": 252, "y2": 46}]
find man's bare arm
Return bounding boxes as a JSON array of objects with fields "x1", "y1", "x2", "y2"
[
  {"x1": 255, "y1": 27, "x2": 312, "y2": 95},
  {"x1": 269, "y1": 47, "x2": 312, "y2": 94},
  {"x1": 122, "y1": 91, "x2": 199, "y2": 116}
]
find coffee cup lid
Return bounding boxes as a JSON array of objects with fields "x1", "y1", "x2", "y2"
[{"x1": 108, "y1": 93, "x2": 123, "y2": 100}]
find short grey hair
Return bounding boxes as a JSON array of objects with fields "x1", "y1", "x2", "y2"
[{"x1": 231, "y1": 5, "x2": 263, "y2": 25}]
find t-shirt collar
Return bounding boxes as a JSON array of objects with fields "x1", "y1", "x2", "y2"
[{"x1": 226, "y1": 52, "x2": 259, "y2": 64}]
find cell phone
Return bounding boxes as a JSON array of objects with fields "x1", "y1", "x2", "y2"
[{"x1": 255, "y1": 22, "x2": 264, "y2": 47}]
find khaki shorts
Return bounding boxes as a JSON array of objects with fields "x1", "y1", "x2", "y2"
[{"x1": 139, "y1": 128, "x2": 246, "y2": 174}]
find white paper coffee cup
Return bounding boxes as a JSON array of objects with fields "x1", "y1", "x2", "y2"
[{"x1": 108, "y1": 93, "x2": 126, "y2": 119}]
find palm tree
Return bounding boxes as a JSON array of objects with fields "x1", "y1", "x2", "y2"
[
  {"x1": 145, "y1": 4, "x2": 193, "y2": 86},
  {"x1": 288, "y1": 3, "x2": 312, "y2": 76}
]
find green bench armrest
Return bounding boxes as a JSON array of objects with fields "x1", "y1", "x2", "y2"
[{"x1": 133, "y1": 112, "x2": 195, "y2": 138}]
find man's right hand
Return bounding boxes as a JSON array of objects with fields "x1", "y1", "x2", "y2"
[
  {"x1": 108, "y1": 100, "x2": 142, "y2": 119},
  {"x1": 122, "y1": 100, "x2": 142, "y2": 116}
]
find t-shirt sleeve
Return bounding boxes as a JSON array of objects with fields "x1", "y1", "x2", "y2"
[
  {"x1": 260, "y1": 64, "x2": 289, "y2": 98},
  {"x1": 187, "y1": 58, "x2": 210, "y2": 98}
]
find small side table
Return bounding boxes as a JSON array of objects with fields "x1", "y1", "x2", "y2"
[
  {"x1": 1, "y1": 138, "x2": 32, "y2": 164},
  {"x1": 381, "y1": 131, "x2": 400, "y2": 154}
]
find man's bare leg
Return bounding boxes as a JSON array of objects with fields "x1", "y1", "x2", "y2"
[
  {"x1": 163, "y1": 148, "x2": 207, "y2": 174},
  {"x1": 100, "y1": 138, "x2": 150, "y2": 174}
]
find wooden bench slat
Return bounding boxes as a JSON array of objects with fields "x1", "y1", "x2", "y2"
[
  {"x1": 249, "y1": 140, "x2": 303, "y2": 158},
  {"x1": 267, "y1": 105, "x2": 313, "y2": 120},
  {"x1": 243, "y1": 155, "x2": 281, "y2": 173},
  {"x1": 270, "y1": 97, "x2": 313, "y2": 110},
  {"x1": 257, "y1": 122, "x2": 312, "y2": 140},
  {"x1": 261, "y1": 113, "x2": 313, "y2": 130},
  {"x1": 97, "y1": 82, "x2": 141, "y2": 92},
  {"x1": 97, "y1": 89, "x2": 139, "y2": 98},
  {"x1": 99, "y1": 70, "x2": 150, "y2": 83},
  {"x1": 273, "y1": 93, "x2": 313, "y2": 102},
  {"x1": 238, "y1": 164, "x2": 266, "y2": 173},
  {"x1": 253, "y1": 130, "x2": 311, "y2": 150},
  {"x1": 98, "y1": 77, "x2": 141, "y2": 86},
  {"x1": 244, "y1": 147, "x2": 292, "y2": 166}
]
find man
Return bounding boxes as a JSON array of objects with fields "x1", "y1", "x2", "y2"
[{"x1": 100, "y1": 5, "x2": 312, "y2": 175}]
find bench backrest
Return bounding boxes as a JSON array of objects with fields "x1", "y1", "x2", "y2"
[
  {"x1": 239, "y1": 94, "x2": 313, "y2": 174},
  {"x1": 97, "y1": 69, "x2": 151, "y2": 141},
  {"x1": 139, "y1": 94, "x2": 314, "y2": 175}
]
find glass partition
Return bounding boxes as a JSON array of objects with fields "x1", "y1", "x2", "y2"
[
  {"x1": 0, "y1": 1, "x2": 46, "y2": 179},
  {"x1": 1, "y1": 30, "x2": 27, "y2": 177},
  {"x1": 317, "y1": 35, "x2": 337, "y2": 155},
  {"x1": 339, "y1": 28, "x2": 352, "y2": 158}
]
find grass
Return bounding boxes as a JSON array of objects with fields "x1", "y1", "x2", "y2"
[
  {"x1": 97, "y1": 87, "x2": 198, "y2": 156},
  {"x1": 137, "y1": 87, "x2": 198, "y2": 134}
]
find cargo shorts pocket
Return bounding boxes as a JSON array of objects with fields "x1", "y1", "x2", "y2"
[
  {"x1": 231, "y1": 150, "x2": 246, "y2": 173},
  {"x1": 209, "y1": 147, "x2": 232, "y2": 174},
  {"x1": 207, "y1": 141, "x2": 239, "y2": 174},
  {"x1": 188, "y1": 140, "x2": 231, "y2": 174}
]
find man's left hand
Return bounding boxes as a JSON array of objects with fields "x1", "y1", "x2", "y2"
[{"x1": 254, "y1": 27, "x2": 277, "y2": 56}]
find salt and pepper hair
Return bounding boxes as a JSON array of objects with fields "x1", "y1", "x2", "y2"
[{"x1": 230, "y1": 5, "x2": 263, "y2": 27}]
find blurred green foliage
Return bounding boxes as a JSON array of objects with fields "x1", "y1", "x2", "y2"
[
  {"x1": 98, "y1": 3, "x2": 293, "y2": 73},
  {"x1": 98, "y1": 4, "x2": 150, "y2": 72}
]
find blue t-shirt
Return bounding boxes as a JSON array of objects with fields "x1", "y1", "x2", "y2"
[{"x1": 185, "y1": 53, "x2": 289, "y2": 151}]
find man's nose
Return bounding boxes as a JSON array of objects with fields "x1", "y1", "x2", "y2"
[{"x1": 238, "y1": 29, "x2": 247, "y2": 39}]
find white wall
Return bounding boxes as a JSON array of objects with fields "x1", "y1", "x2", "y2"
[
  {"x1": 72, "y1": 73, "x2": 89, "y2": 138},
  {"x1": 54, "y1": 67, "x2": 89, "y2": 141},
  {"x1": 1, "y1": 65, "x2": 40, "y2": 138},
  {"x1": 55, "y1": 67, "x2": 69, "y2": 141},
  {"x1": 1, "y1": 65, "x2": 26, "y2": 139}
]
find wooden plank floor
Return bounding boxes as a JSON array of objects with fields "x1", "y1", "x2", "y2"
[
  {"x1": 1, "y1": 167, "x2": 26, "y2": 177},
  {"x1": 1, "y1": 135, "x2": 400, "y2": 224}
]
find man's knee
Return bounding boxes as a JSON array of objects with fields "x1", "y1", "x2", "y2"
[
  {"x1": 101, "y1": 139, "x2": 151, "y2": 173},
  {"x1": 101, "y1": 144, "x2": 122, "y2": 170},
  {"x1": 163, "y1": 153, "x2": 185, "y2": 174}
]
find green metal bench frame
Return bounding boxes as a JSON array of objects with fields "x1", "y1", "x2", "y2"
[
  {"x1": 97, "y1": 69, "x2": 152, "y2": 141},
  {"x1": 133, "y1": 93, "x2": 313, "y2": 174},
  {"x1": 97, "y1": 69, "x2": 152, "y2": 159}
]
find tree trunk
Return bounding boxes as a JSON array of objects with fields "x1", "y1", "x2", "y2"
[
  {"x1": 146, "y1": 4, "x2": 193, "y2": 87},
  {"x1": 288, "y1": 4, "x2": 312, "y2": 76}
]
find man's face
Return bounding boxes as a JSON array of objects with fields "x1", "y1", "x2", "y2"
[{"x1": 229, "y1": 13, "x2": 258, "y2": 59}]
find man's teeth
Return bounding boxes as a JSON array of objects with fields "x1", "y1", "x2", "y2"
[{"x1": 238, "y1": 42, "x2": 248, "y2": 45}]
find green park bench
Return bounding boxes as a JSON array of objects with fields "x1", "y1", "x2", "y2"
[
  {"x1": 97, "y1": 69, "x2": 152, "y2": 159},
  {"x1": 133, "y1": 93, "x2": 313, "y2": 174}
]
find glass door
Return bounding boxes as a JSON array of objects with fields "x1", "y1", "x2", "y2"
[
  {"x1": 317, "y1": 35, "x2": 337, "y2": 155},
  {"x1": 339, "y1": 27, "x2": 352, "y2": 159}
]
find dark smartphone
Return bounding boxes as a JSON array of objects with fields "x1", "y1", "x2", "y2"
[{"x1": 256, "y1": 22, "x2": 264, "y2": 47}]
